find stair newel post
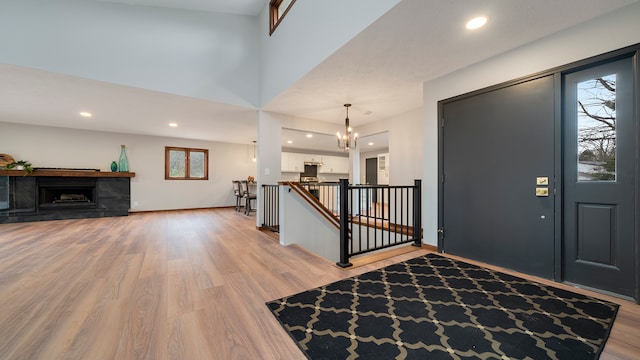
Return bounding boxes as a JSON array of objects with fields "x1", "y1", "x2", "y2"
[
  {"x1": 336, "y1": 178, "x2": 352, "y2": 268},
  {"x1": 412, "y1": 179, "x2": 422, "y2": 247}
]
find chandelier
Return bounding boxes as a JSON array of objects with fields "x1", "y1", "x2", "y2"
[{"x1": 336, "y1": 104, "x2": 358, "y2": 151}]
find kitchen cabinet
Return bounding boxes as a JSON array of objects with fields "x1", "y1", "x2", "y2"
[
  {"x1": 319, "y1": 155, "x2": 349, "y2": 174},
  {"x1": 377, "y1": 153, "x2": 389, "y2": 184},
  {"x1": 282, "y1": 152, "x2": 349, "y2": 174},
  {"x1": 302, "y1": 154, "x2": 322, "y2": 163},
  {"x1": 281, "y1": 152, "x2": 304, "y2": 172}
]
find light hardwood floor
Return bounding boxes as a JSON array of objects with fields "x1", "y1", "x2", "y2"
[{"x1": 0, "y1": 208, "x2": 638, "y2": 359}]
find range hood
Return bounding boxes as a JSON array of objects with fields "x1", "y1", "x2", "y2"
[{"x1": 304, "y1": 161, "x2": 323, "y2": 166}]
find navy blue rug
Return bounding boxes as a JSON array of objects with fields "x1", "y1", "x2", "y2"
[{"x1": 267, "y1": 253, "x2": 618, "y2": 359}]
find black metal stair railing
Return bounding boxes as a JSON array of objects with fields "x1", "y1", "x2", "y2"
[
  {"x1": 337, "y1": 179, "x2": 422, "y2": 268},
  {"x1": 261, "y1": 180, "x2": 422, "y2": 266},
  {"x1": 298, "y1": 182, "x2": 340, "y2": 216},
  {"x1": 261, "y1": 184, "x2": 279, "y2": 232}
]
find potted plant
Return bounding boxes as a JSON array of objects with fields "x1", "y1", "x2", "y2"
[{"x1": 3, "y1": 160, "x2": 34, "y2": 174}]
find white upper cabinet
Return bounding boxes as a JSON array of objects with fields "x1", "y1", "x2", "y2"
[
  {"x1": 302, "y1": 154, "x2": 322, "y2": 163},
  {"x1": 319, "y1": 155, "x2": 349, "y2": 174},
  {"x1": 281, "y1": 152, "x2": 304, "y2": 172},
  {"x1": 282, "y1": 152, "x2": 349, "y2": 174}
]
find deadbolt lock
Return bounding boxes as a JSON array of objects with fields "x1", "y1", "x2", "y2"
[{"x1": 536, "y1": 177, "x2": 549, "y2": 185}]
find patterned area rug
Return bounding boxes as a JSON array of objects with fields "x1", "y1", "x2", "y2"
[{"x1": 267, "y1": 253, "x2": 618, "y2": 359}]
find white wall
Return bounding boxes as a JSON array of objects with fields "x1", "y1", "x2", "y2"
[
  {"x1": 421, "y1": 2, "x2": 640, "y2": 246},
  {"x1": 358, "y1": 107, "x2": 424, "y2": 185},
  {"x1": 258, "y1": 0, "x2": 401, "y2": 105},
  {"x1": 0, "y1": 0, "x2": 259, "y2": 108},
  {"x1": 279, "y1": 185, "x2": 340, "y2": 263},
  {"x1": 0, "y1": 122, "x2": 256, "y2": 211},
  {"x1": 389, "y1": 108, "x2": 424, "y2": 184}
]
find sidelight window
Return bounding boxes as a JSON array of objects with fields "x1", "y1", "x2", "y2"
[
  {"x1": 165, "y1": 146, "x2": 208, "y2": 180},
  {"x1": 576, "y1": 74, "x2": 616, "y2": 181}
]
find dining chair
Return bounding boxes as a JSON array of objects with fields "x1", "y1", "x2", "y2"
[
  {"x1": 241, "y1": 180, "x2": 256, "y2": 215},
  {"x1": 232, "y1": 180, "x2": 243, "y2": 211}
]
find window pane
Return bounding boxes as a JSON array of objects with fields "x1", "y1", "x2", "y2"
[
  {"x1": 278, "y1": 0, "x2": 293, "y2": 15},
  {"x1": 577, "y1": 74, "x2": 616, "y2": 181},
  {"x1": 169, "y1": 150, "x2": 185, "y2": 177},
  {"x1": 190, "y1": 151, "x2": 205, "y2": 178}
]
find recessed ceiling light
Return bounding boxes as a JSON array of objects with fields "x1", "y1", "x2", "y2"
[
  {"x1": 287, "y1": 140, "x2": 293, "y2": 144},
  {"x1": 368, "y1": 142, "x2": 374, "y2": 146},
  {"x1": 466, "y1": 16, "x2": 488, "y2": 30},
  {"x1": 306, "y1": 134, "x2": 313, "y2": 138},
  {"x1": 168, "y1": 122, "x2": 178, "y2": 127},
  {"x1": 79, "y1": 112, "x2": 92, "y2": 118}
]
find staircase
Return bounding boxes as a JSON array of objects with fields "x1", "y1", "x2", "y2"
[{"x1": 266, "y1": 180, "x2": 423, "y2": 267}]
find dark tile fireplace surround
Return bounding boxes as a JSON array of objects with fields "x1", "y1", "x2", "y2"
[{"x1": 0, "y1": 170, "x2": 134, "y2": 224}]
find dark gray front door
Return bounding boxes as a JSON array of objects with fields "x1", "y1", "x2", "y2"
[
  {"x1": 441, "y1": 75, "x2": 556, "y2": 278},
  {"x1": 562, "y1": 57, "x2": 636, "y2": 297}
]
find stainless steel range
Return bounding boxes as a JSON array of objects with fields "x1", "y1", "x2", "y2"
[{"x1": 300, "y1": 176, "x2": 318, "y2": 183}]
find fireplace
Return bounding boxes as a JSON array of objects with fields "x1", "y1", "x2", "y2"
[
  {"x1": 1, "y1": 171, "x2": 133, "y2": 224},
  {"x1": 38, "y1": 178, "x2": 97, "y2": 210}
]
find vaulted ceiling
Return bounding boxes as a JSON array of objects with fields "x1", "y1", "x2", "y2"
[
  {"x1": 87, "y1": 0, "x2": 266, "y2": 16},
  {"x1": 1, "y1": 0, "x2": 637, "y2": 152}
]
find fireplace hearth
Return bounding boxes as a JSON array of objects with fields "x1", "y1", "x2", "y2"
[{"x1": 38, "y1": 178, "x2": 97, "y2": 210}]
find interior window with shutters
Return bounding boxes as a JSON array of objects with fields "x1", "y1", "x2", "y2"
[{"x1": 165, "y1": 147, "x2": 208, "y2": 180}]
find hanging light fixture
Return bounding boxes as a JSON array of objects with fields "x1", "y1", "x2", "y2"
[
  {"x1": 252, "y1": 140, "x2": 257, "y2": 162},
  {"x1": 336, "y1": 104, "x2": 358, "y2": 151}
]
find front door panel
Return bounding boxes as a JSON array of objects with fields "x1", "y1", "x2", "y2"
[
  {"x1": 562, "y1": 57, "x2": 636, "y2": 297},
  {"x1": 442, "y1": 75, "x2": 556, "y2": 278}
]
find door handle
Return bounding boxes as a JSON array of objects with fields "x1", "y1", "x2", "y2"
[{"x1": 536, "y1": 187, "x2": 549, "y2": 197}]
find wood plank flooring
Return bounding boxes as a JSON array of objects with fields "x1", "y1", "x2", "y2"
[{"x1": 0, "y1": 208, "x2": 638, "y2": 359}]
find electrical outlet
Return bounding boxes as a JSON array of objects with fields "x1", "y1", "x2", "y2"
[{"x1": 133, "y1": 201, "x2": 139, "y2": 208}]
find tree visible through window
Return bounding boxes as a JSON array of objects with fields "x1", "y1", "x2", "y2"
[
  {"x1": 165, "y1": 146, "x2": 208, "y2": 180},
  {"x1": 577, "y1": 74, "x2": 616, "y2": 181}
]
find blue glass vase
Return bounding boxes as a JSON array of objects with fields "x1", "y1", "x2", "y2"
[
  {"x1": 118, "y1": 145, "x2": 129, "y2": 172},
  {"x1": 110, "y1": 161, "x2": 118, "y2": 172}
]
